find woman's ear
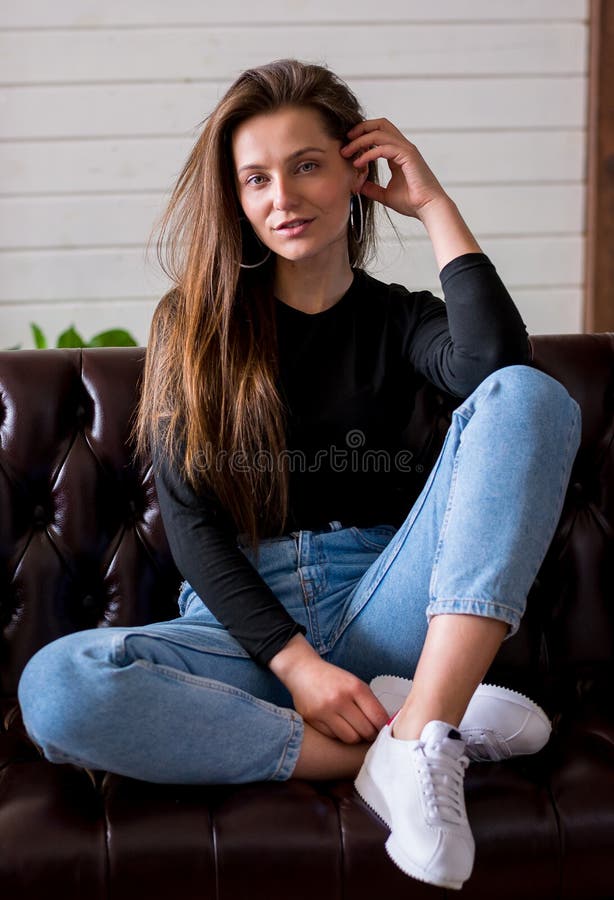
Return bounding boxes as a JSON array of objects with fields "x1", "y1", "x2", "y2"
[{"x1": 353, "y1": 164, "x2": 369, "y2": 192}]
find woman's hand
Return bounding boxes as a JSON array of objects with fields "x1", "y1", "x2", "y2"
[
  {"x1": 341, "y1": 118, "x2": 447, "y2": 220},
  {"x1": 269, "y1": 634, "x2": 389, "y2": 743},
  {"x1": 343, "y1": 117, "x2": 482, "y2": 270}
]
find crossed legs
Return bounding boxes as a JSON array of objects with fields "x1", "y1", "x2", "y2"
[{"x1": 297, "y1": 365, "x2": 581, "y2": 778}]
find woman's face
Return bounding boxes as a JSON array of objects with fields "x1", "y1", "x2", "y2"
[{"x1": 232, "y1": 105, "x2": 366, "y2": 267}]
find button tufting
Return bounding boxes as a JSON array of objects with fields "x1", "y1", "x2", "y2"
[
  {"x1": 570, "y1": 482, "x2": 585, "y2": 502},
  {"x1": 32, "y1": 504, "x2": 47, "y2": 527}
]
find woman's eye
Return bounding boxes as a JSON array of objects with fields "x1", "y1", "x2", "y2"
[
  {"x1": 298, "y1": 162, "x2": 317, "y2": 174},
  {"x1": 246, "y1": 174, "x2": 267, "y2": 186}
]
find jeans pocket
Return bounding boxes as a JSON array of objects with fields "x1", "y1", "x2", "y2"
[{"x1": 348, "y1": 525, "x2": 398, "y2": 552}]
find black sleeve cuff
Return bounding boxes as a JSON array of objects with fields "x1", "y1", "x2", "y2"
[{"x1": 254, "y1": 622, "x2": 309, "y2": 668}]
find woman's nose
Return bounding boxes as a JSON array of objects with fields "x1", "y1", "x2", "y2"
[{"x1": 273, "y1": 176, "x2": 298, "y2": 210}]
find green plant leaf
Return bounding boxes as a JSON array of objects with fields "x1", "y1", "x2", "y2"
[
  {"x1": 30, "y1": 323, "x2": 47, "y2": 349},
  {"x1": 57, "y1": 326, "x2": 86, "y2": 348},
  {"x1": 87, "y1": 328, "x2": 138, "y2": 347}
]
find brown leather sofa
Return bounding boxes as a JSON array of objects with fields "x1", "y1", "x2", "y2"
[{"x1": 1, "y1": 337, "x2": 613, "y2": 899}]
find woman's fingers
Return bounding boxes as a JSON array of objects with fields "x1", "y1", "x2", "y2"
[
  {"x1": 358, "y1": 180, "x2": 388, "y2": 205},
  {"x1": 337, "y1": 689, "x2": 389, "y2": 743},
  {"x1": 343, "y1": 121, "x2": 410, "y2": 160},
  {"x1": 320, "y1": 712, "x2": 371, "y2": 744},
  {"x1": 350, "y1": 143, "x2": 405, "y2": 169},
  {"x1": 345, "y1": 126, "x2": 444, "y2": 217},
  {"x1": 358, "y1": 687, "x2": 391, "y2": 733},
  {"x1": 284, "y1": 655, "x2": 389, "y2": 745},
  {"x1": 333, "y1": 716, "x2": 364, "y2": 744},
  {"x1": 308, "y1": 692, "x2": 388, "y2": 744},
  {"x1": 346, "y1": 117, "x2": 404, "y2": 142},
  {"x1": 343, "y1": 133, "x2": 407, "y2": 164},
  {"x1": 308, "y1": 714, "x2": 360, "y2": 743},
  {"x1": 310, "y1": 719, "x2": 337, "y2": 740}
]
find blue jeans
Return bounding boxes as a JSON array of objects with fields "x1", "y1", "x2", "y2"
[{"x1": 17, "y1": 366, "x2": 581, "y2": 785}]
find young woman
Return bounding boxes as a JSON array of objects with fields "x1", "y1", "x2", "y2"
[{"x1": 18, "y1": 59, "x2": 581, "y2": 890}]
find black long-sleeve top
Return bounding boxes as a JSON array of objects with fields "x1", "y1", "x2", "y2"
[{"x1": 154, "y1": 253, "x2": 530, "y2": 666}]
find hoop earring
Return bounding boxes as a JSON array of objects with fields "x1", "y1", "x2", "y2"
[
  {"x1": 349, "y1": 193, "x2": 364, "y2": 244},
  {"x1": 239, "y1": 216, "x2": 272, "y2": 269},
  {"x1": 240, "y1": 248, "x2": 271, "y2": 269}
]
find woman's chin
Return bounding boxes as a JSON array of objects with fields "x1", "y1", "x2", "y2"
[{"x1": 273, "y1": 243, "x2": 347, "y2": 268}]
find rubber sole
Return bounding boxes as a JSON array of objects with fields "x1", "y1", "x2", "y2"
[
  {"x1": 354, "y1": 764, "x2": 467, "y2": 890},
  {"x1": 385, "y1": 834, "x2": 464, "y2": 891}
]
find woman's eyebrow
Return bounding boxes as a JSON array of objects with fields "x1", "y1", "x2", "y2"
[{"x1": 237, "y1": 146, "x2": 326, "y2": 174}]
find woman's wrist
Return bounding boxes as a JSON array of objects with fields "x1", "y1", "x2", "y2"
[
  {"x1": 417, "y1": 194, "x2": 482, "y2": 273},
  {"x1": 268, "y1": 633, "x2": 320, "y2": 685}
]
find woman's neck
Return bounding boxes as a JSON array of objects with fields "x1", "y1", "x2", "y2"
[{"x1": 273, "y1": 252, "x2": 355, "y2": 315}]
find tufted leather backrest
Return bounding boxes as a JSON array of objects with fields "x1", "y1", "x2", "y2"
[
  {"x1": 1, "y1": 339, "x2": 613, "y2": 703},
  {"x1": 527, "y1": 335, "x2": 614, "y2": 702},
  {"x1": 0, "y1": 349, "x2": 180, "y2": 695}
]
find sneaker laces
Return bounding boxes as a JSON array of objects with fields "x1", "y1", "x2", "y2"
[
  {"x1": 414, "y1": 742, "x2": 469, "y2": 826},
  {"x1": 464, "y1": 730, "x2": 513, "y2": 762}
]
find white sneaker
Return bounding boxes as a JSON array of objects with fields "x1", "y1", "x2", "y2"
[
  {"x1": 355, "y1": 719, "x2": 474, "y2": 889},
  {"x1": 370, "y1": 675, "x2": 552, "y2": 762}
]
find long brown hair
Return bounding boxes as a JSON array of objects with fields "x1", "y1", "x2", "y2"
[{"x1": 134, "y1": 58, "x2": 379, "y2": 552}]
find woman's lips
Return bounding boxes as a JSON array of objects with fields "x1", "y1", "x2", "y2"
[{"x1": 275, "y1": 218, "x2": 314, "y2": 237}]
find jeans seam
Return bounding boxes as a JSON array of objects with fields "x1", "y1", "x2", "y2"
[
  {"x1": 132, "y1": 659, "x2": 297, "y2": 720},
  {"x1": 298, "y1": 569, "x2": 322, "y2": 650},
  {"x1": 121, "y1": 629, "x2": 251, "y2": 660},
  {"x1": 428, "y1": 420, "x2": 463, "y2": 603},
  {"x1": 269, "y1": 712, "x2": 303, "y2": 781},
  {"x1": 348, "y1": 526, "x2": 397, "y2": 552},
  {"x1": 426, "y1": 597, "x2": 521, "y2": 631}
]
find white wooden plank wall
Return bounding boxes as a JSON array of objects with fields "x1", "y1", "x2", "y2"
[{"x1": 0, "y1": 0, "x2": 589, "y2": 347}]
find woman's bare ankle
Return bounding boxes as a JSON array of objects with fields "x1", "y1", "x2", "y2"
[{"x1": 392, "y1": 695, "x2": 462, "y2": 742}]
